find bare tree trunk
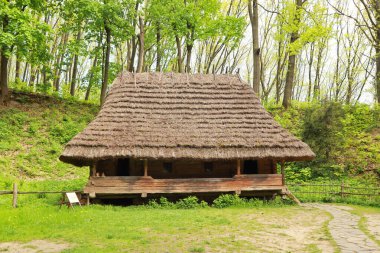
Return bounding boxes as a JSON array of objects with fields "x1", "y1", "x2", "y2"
[
  {"x1": 313, "y1": 45, "x2": 323, "y2": 101},
  {"x1": 248, "y1": 0, "x2": 260, "y2": 95},
  {"x1": 307, "y1": 43, "x2": 314, "y2": 101},
  {"x1": 128, "y1": 1, "x2": 139, "y2": 72},
  {"x1": 70, "y1": 28, "x2": 82, "y2": 96},
  {"x1": 136, "y1": 16, "x2": 144, "y2": 73},
  {"x1": 275, "y1": 40, "x2": 282, "y2": 103},
  {"x1": 376, "y1": 0, "x2": 380, "y2": 103},
  {"x1": 156, "y1": 23, "x2": 161, "y2": 72},
  {"x1": 0, "y1": 14, "x2": 9, "y2": 105},
  {"x1": 376, "y1": 46, "x2": 380, "y2": 103},
  {"x1": 54, "y1": 33, "x2": 68, "y2": 91},
  {"x1": 85, "y1": 55, "x2": 98, "y2": 101},
  {"x1": 283, "y1": 0, "x2": 304, "y2": 108},
  {"x1": 15, "y1": 59, "x2": 20, "y2": 82},
  {"x1": 175, "y1": 35, "x2": 184, "y2": 73},
  {"x1": 0, "y1": 53, "x2": 9, "y2": 105},
  {"x1": 101, "y1": 26, "x2": 111, "y2": 105},
  {"x1": 22, "y1": 62, "x2": 29, "y2": 82}
]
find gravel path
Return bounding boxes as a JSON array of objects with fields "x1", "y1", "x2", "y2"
[{"x1": 306, "y1": 203, "x2": 380, "y2": 253}]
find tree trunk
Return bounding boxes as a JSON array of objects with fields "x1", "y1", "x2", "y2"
[
  {"x1": 15, "y1": 59, "x2": 21, "y2": 82},
  {"x1": 128, "y1": 1, "x2": 139, "y2": 72},
  {"x1": 0, "y1": 14, "x2": 9, "y2": 105},
  {"x1": 313, "y1": 46, "x2": 323, "y2": 101},
  {"x1": 307, "y1": 43, "x2": 314, "y2": 101},
  {"x1": 375, "y1": 0, "x2": 380, "y2": 103},
  {"x1": 175, "y1": 35, "x2": 183, "y2": 73},
  {"x1": 22, "y1": 62, "x2": 29, "y2": 82},
  {"x1": 248, "y1": 0, "x2": 260, "y2": 95},
  {"x1": 136, "y1": 16, "x2": 144, "y2": 73},
  {"x1": 275, "y1": 40, "x2": 282, "y2": 103},
  {"x1": 185, "y1": 43, "x2": 193, "y2": 73},
  {"x1": 0, "y1": 53, "x2": 9, "y2": 105},
  {"x1": 54, "y1": 33, "x2": 68, "y2": 91},
  {"x1": 156, "y1": 23, "x2": 161, "y2": 72},
  {"x1": 70, "y1": 29, "x2": 82, "y2": 96},
  {"x1": 85, "y1": 55, "x2": 98, "y2": 101},
  {"x1": 101, "y1": 26, "x2": 111, "y2": 105},
  {"x1": 376, "y1": 46, "x2": 380, "y2": 103},
  {"x1": 282, "y1": 0, "x2": 303, "y2": 108}
]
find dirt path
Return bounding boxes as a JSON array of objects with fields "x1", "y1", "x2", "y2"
[
  {"x1": 0, "y1": 240, "x2": 70, "y2": 253},
  {"x1": 306, "y1": 203, "x2": 380, "y2": 253}
]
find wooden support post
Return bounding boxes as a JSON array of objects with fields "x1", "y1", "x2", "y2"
[
  {"x1": 86, "y1": 194, "x2": 90, "y2": 206},
  {"x1": 12, "y1": 183, "x2": 18, "y2": 208},
  {"x1": 143, "y1": 159, "x2": 148, "y2": 177},
  {"x1": 91, "y1": 162, "x2": 97, "y2": 177},
  {"x1": 272, "y1": 160, "x2": 277, "y2": 174},
  {"x1": 281, "y1": 161, "x2": 285, "y2": 186},
  {"x1": 236, "y1": 159, "x2": 241, "y2": 176}
]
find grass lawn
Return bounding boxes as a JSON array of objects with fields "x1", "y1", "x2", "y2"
[{"x1": 0, "y1": 198, "x2": 337, "y2": 253}]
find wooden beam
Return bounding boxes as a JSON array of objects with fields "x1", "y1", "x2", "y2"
[
  {"x1": 143, "y1": 159, "x2": 148, "y2": 177},
  {"x1": 236, "y1": 159, "x2": 241, "y2": 176},
  {"x1": 280, "y1": 160, "x2": 285, "y2": 186}
]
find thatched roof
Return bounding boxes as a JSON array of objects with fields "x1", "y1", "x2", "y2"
[{"x1": 60, "y1": 72, "x2": 315, "y2": 166}]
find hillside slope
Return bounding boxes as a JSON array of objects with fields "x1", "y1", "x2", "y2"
[{"x1": 0, "y1": 91, "x2": 98, "y2": 181}]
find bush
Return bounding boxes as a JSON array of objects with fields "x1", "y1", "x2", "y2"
[
  {"x1": 146, "y1": 196, "x2": 207, "y2": 209},
  {"x1": 176, "y1": 196, "x2": 207, "y2": 209},
  {"x1": 212, "y1": 194, "x2": 244, "y2": 208}
]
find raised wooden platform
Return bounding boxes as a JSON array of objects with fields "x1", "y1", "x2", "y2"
[{"x1": 84, "y1": 174, "x2": 284, "y2": 197}]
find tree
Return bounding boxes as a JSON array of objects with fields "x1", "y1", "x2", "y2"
[
  {"x1": 279, "y1": 0, "x2": 330, "y2": 108},
  {"x1": 248, "y1": 0, "x2": 260, "y2": 95},
  {"x1": 0, "y1": 0, "x2": 50, "y2": 104},
  {"x1": 329, "y1": 0, "x2": 380, "y2": 104}
]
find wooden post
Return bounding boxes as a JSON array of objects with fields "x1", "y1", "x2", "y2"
[
  {"x1": 236, "y1": 159, "x2": 241, "y2": 176},
  {"x1": 143, "y1": 159, "x2": 148, "y2": 177},
  {"x1": 340, "y1": 182, "x2": 344, "y2": 198},
  {"x1": 86, "y1": 194, "x2": 90, "y2": 206},
  {"x1": 12, "y1": 183, "x2": 18, "y2": 208},
  {"x1": 281, "y1": 161, "x2": 285, "y2": 186},
  {"x1": 91, "y1": 162, "x2": 97, "y2": 177},
  {"x1": 272, "y1": 160, "x2": 277, "y2": 174}
]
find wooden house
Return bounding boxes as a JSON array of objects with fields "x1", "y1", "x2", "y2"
[{"x1": 60, "y1": 72, "x2": 315, "y2": 201}]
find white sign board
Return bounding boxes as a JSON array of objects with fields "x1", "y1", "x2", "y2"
[{"x1": 66, "y1": 192, "x2": 80, "y2": 206}]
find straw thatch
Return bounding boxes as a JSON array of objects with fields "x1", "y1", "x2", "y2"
[{"x1": 60, "y1": 72, "x2": 315, "y2": 166}]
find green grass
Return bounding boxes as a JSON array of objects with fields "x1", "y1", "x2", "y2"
[
  {"x1": 0, "y1": 92, "x2": 98, "y2": 181},
  {"x1": 0, "y1": 201, "x2": 336, "y2": 253}
]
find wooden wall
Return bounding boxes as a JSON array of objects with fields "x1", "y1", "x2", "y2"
[{"x1": 95, "y1": 158, "x2": 277, "y2": 178}]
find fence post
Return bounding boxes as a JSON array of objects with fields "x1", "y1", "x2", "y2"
[
  {"x1": 340, "y1": 182, "x2": 344, "y2": 198},
  {"x1": 12, "y1": 183, "x2": 18, "y2": 208}
]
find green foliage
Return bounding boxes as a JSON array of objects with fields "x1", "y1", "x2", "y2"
[
  {"x1": 212, "y1": 194, "x2": 244, "y2": 208},
  {"x1": 277, "y1": 0, "x2": 331, "y2": 56},
  {"x1": 302, "y1": 102, "x2": 345, "y2": 163},
  {"x1": 147, "y1": 196, "x2": 208, "y2": 209},
  {"x1": 267, "y1": 102, "x2": 380, "y2": 181}
]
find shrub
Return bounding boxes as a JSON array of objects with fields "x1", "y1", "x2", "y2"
[
  {"x1": 176, "y1": 196, "x2": 207, "y2": 209},
  {"x1": 212, "y1": 194, "x2": 244, "y2": 208},
  {"x1": 146, "y1": 196, "x2": 207, "y2": 209}
]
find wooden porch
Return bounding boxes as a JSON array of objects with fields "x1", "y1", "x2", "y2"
[{"x1": 84, "y1": 174, "x2": 285, "y2": 197}]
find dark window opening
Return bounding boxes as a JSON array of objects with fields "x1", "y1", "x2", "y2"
[
  {"x1": 243, "y1": 160, "x2": 258, "y2": 174},
  {"x1": 117, "y1": 158, "x2": 130, "y2": 176},
  {"x1": 163, "y1": 162, "x2": 173, "y2": 173},
  {"x1": 204, "y1": 162, "x2": 213, "y2": 173}
]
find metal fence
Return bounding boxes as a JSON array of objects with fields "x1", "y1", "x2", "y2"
[{"x1": 288, "y1": 183, "x2": 380, "y2": 204}]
